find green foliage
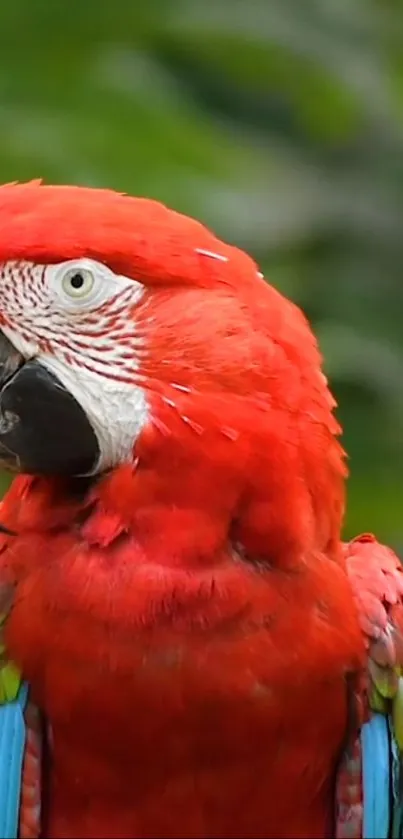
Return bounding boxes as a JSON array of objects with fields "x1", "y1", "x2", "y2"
[{"x1": 0, "y1": 0, "x2": 401, "y2": 542}]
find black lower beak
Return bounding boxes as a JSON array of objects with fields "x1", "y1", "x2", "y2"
[{"x1": 0, "y1": 331, "x2": 100, "y2": 476}]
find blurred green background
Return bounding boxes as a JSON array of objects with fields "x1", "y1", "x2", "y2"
[{"x1": 0, "y1": 0, "x2": 402, "y2": 545}]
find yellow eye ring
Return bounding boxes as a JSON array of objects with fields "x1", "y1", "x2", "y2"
[{"x1": 61, "y1": 267, "x2": 95, "y2": 298}]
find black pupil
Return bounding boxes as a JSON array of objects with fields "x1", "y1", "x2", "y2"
[{"x1": 70, "y1": 273, "x2": 84, "y2": 289}]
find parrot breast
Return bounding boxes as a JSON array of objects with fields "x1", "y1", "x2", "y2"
[{"x1": 0, "y1": 470, "x2": 365, "y2": 838}]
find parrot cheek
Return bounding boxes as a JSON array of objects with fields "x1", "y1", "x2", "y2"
[{"x1": 0, "y1": 332, "x2": 100, "y2": 476}]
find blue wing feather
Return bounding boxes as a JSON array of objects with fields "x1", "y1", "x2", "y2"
[
  {"x1": 361, "y1": 714, "x2": 391, "y2": 838},
  {"x1": 0, "y1": 682, "x2": 28, "y2": 839}
]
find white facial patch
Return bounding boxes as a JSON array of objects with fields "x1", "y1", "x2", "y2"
[{"x1": 0, "y1": 257, "x2": 149, "y2": 473}]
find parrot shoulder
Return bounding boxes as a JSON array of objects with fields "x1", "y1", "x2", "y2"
[
  {"x1": 344, "y1": 533, "x2": 403, "y2": 710},
  {"x1": 335, "y1": 535, "x2": 403, "y2": 838}
]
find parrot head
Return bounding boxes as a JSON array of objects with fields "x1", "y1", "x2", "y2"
[{"x1": 0, "y1": 180, "x2": 345, "y2": 565}]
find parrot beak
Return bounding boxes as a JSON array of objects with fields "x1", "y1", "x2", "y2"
[{"x1": 0, "y1": 330, "x2": 100, "y2": 476}]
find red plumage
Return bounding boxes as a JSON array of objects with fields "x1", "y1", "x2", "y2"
[{"x1": 0, "y1": 182, "x2": 398, "y2": 838}]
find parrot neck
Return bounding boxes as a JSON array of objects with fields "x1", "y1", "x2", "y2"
[{"x1": 0, "y1": 365, "x2": 346, "y2": 579}]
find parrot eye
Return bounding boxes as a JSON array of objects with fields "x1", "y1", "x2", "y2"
[
  {"x1": 61, "y1": 267, "x2": 95, "y2": 299},
  {"x1": 51, "y1": 258, "x2": 140, "y2": 312}
]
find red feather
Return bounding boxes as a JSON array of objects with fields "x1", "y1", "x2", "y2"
[
  {"x1": 0, "y1": 471, "x2": 365, "y2": 838},
  {"x1": 0, "y1": 183, "x2": 385, "y2": 838}
]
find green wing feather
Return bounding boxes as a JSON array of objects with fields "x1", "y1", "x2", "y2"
[{"x1": 0, "y1": 612, "x2": 21, "y2": 704}]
